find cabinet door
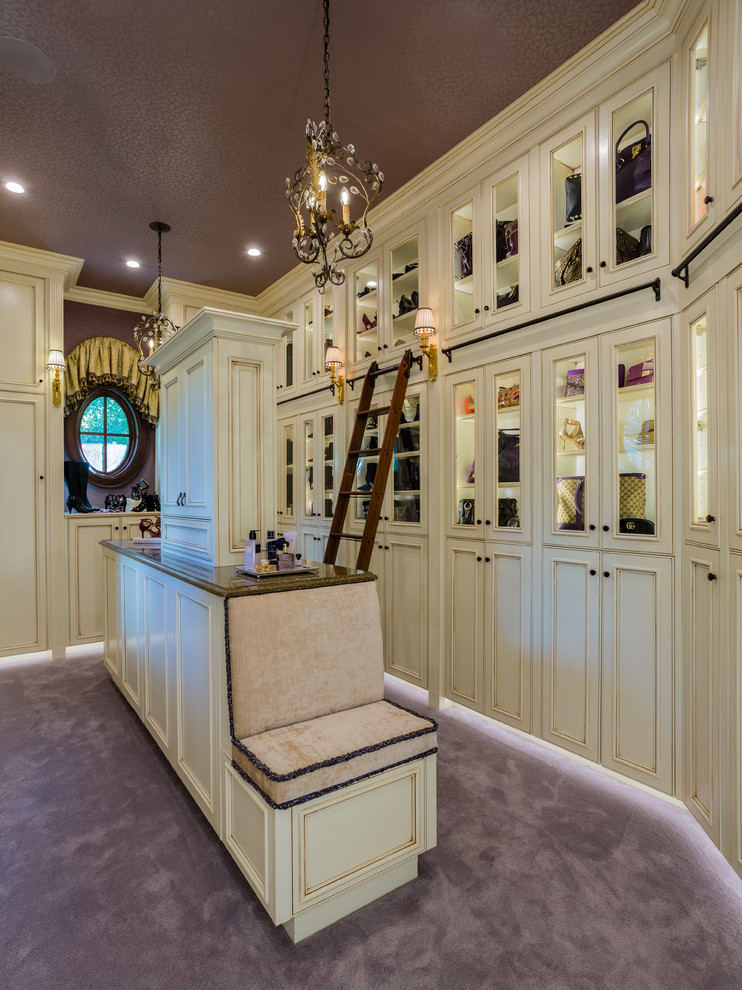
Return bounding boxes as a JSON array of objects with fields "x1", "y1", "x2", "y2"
[
  {"x1": 597, "y1": 65, "x2": 670, "y2": 285},
  {"x1": 182, "y1": 351, "x2": 212, "y2": 515},
  {"x1": 488, "y1": 156, "x2": 530, "y2": 321},
  {"x1": 730, "y1": 552, "x2": 742, "y2": 878},
  {"x1": 301, "y1": 415, "x2": 321, "y2": 522},
  {"x1": 600, "y1": 320, "x2": 673, "y2": 554},
  {"x1": 0, "y1": 270, "x2": 45, "y2": 390},
  {"x1": 103, "y1": 550, "x2": 120, "y2": 680},
  {"x1": 540, "y1": 113, "x2": 597, "y2": 307},
  {"x1": 684, "y1": 548, "x2": 720, "y2": 841},
  {"x1": 68, "y1": 517, "x2": 117, "y2": 643},
  {"x1": 159, "y1": 369, "x2": 182, "y2": 512},
  {"x1": 301, "y1": 295, "x2": 316, "y2": 385},
  {"x1": 301, "y1": 525, "x2": 321, "y2": 563},
  {"x1": 724, "y1": 0, "x2": 742, "y2": 211},
  {"x1": 319, "y1": 412, "x2": 336, "y2": 522},
  {"x1": 388, "y1": 228, "x2": 424, "y2": 355},
  {"x1": 600, "y1": 552, "x2": 673, "y2": 793},
  {"x1": 351, "y1": 256, "x2": 380, "y2": 366},
  {"x1": 484, "y1": 544, "x2": 531, "y2": 732},
  {"x1": 542, "y1": 338, "x2": 600, "y2": 548},
  {"x1": 390, "y1": 386, "x2": 425, "y2": 533},
  {"x1": 446, "y1": 541, "x2": 485, "y2": 712},
  {"x1": 276, "y1": 306, "x2": 296, "y2": 397},
  {"x1": 728, "y1": 269, "x2": 742, "y2": 553},
  {"x1": 443, "y1": 187, "x2": 482, "y2": 336},
  {"x1": 447, "y1": 371, "x2": 483, "y2": 539},
  {"x1": 684, "y1": 291, "x2": 719, "y2": 546},
  {"x1": 142, "y1": 569, "x2": 171, "y2": 756},
  {"x1": 542, "y1": 546, "x2": 601, "y2": 762},
  {"x1": 0, "y1": 394, "x2": 46, "y2": 655},
  {"x1": 277, "y1": 418, "x2": 296, "y2": 525},
  {"x1": 120, "y1": 558, "x2": 142, "y2": 712},
  {"x1": 681, "y1": 7, "x2": 717, "y2": 253},
  {"x1": 488, "y1": 355, "x2": 532, "y2": 543},
  {"x1": 383, "y1": 536, "x2": 428, "y2": 688}
]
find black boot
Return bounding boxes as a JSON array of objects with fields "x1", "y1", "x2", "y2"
[
  {"x1": 64, "y1": 461, "x2": 97, "y2": 513},
  {"x1": 76, "y1": 460, "x2": 96, "y2": 510}
]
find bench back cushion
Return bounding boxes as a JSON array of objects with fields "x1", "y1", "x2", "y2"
[{"x1": 227, "y1": 582, "x2": 384, "y2": 739}]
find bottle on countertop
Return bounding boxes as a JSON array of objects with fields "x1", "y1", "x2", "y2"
[{"x1": 244, "y1": 529, "x2": 259, "y2": 570}]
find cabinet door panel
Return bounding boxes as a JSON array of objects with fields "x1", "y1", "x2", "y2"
[
  {"x1": 184, "y1": 355, "x2": 210, "y2": 511},
  {"x1": 542, "y1": 547, "x2": 600, "y2": 761},
  {"x1": 160, "y1": 373, "x2": 181, "y2": 511},
  {"x1": 446, "y1": 542, "x2": 485, "y2": 711},
  {"x1": 485, "y1": 545, "x2": 531, "y2": 731},
  {"x1": 0, "y1": 271, "x2": 43, "y2": 388},
  {"x1": 385, "y1": 538, "x2": 427, "y2": 687},
  {"x1": 103, "y1": 552, "x2": 120, "y2": 679},
  {"x1": 120, "y1": 560, "x2": 141, "y2": 710},
  {"x1": 684, "y1": 550, "x2": 720, "y2": 840},
  {"x1": 601, "y1": 553, "x2": 673, "y2": 793},
  {"x1": 229, "y1": 359, "x2": 260, "y2": 550},
  {"x1": 0, "y1": 395, "x2": 45, "y2": 654},
  {"x1": 69, "y1": 520, "x2": 116, "y2": 642},
  {"x1": 731, "y1": 556, "x2": 742, "y2": 878},
  {"x1": 143, "y1": 572, "x2": 170, "y2": 752},
  {"x1": 176, "y1": 591, "x2": 214, "y2": 809}
]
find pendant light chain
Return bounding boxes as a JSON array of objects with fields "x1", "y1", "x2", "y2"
[
  {"x1": 157, "y1": 227, "x2": 163, "y2": 314},
  {"x1": 323, "y1": 0, "x2": 331, "y2": 126}
]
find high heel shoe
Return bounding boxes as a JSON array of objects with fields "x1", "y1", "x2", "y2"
[{"x1": 559, "y1": 418, "x2": 585, "y2": 451}]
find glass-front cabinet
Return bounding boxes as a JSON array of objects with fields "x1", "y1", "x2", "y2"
[
  {"x1": 447, "y1": 358, "x2": 531, "y2": 543},
  {"x1": 277, "y1": 418, "x2": 296, "y2": 525},
  {"x1": 543, "y1": 321, "x2": 672, "y2": 553},
  {"x1": 354, "y1": 257, "x2": 379, "y2": 364},
  {"x1": 302, "y1": 297, "x2": 315, "y2": 385},
  {"x1": 682, "y1": 11, "x2": 715, "y2": 248},
  {"x1": 449, "y1": 196, "x2": 477, "y2": 333},
  {"x1": 493, "y1": 169, "x2": 527, "y2": 316},
  {"x1": 301, "y1": 288, "x2": 337, "y2": 385},
  {"x1": 388, "y1": 234, "x2": 421, "y2": 351},
  {"x1": 349, "y1": 385, "x2": 425, "y2": 533},
  {"x1": 301, "y1": 411, "x2": 336, "y2": 524},
  {"x1": 275, "y1": 307, "x2": 297, "y2": 396},
  {"x1": 684, "y1": 290, "x2": 718, "y2": 547}
]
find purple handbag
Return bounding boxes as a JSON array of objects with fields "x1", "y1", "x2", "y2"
[
  {"x1": 505, "y1": 219, "x2": 518, "y2": 258},
  {"x1": 498, "y1": 430, "x2": 520, "y2": 484},
  {"x1": 565, "y1": 368, "x2": 585, "y2": 396},
  {"x1": 625, "y1": 357, "x2": 654, "y2": 387},
  {"x1": 616, "y1": 120, "x2": 651, "y2": 204}
]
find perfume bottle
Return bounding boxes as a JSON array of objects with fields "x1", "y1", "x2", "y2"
[{"x1": 244, "y1": 529, "x2": 259, "y2": 569}]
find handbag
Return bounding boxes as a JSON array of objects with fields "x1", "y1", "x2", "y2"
[
  {"x1": 564, "y1": 368, "x2": 585, "y2": 396},
  {"x1": 619, "y1": 472, "x2": 647, "y2": 520},
  {"x1": 495, "y1": 219, "x2": 508, "y2": 261},
  {"x1": 619, "y1": 517, "x2": 655, "y2": 535},
  {"x1": 454, "y1": 232, "x2": 473, "y2": 279},
  {"x1": 498, "y1": 497, "x2": 520, "y2": 527},
  {"x1": 556, "y1": 476, "x2": 585, "y2": 531},
  {"x1": 496, "y1": 284, "x2": 519, "y2": 308},
  {"x1": 565, "y1": 173, "x2": 582, "y2": 223},
  {"x1": 554, "y1": 238, "x2": 582, "y2": 286},
  {"x1": 497, "y1": 384, "x2": 520, "y2": 409},
  {"x1": 504, "y1": 219, "x2": 518, "y2": 258},
  {"x1": 458, "y1": 498, "x2": 476, "y2": 525},
  {"x1": 498, "y1": 430, "x2": 520, "y2": 484},
  {"x1": 616, "y1": 227, "x2": 640, "y2": 265},
  {"x1": 626, "y1": 357, "x2": 654, "y2": 387},
  {"x1": 615, "y1": 120, "x2": 651, "y2": 204}
]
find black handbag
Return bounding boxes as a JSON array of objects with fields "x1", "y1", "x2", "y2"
[
  {"x1": 615, "y1": 120, "x2": 651, "y2": 203},
  {"x1": 458, "y1": 498, "x2": 475, "y2": 526},
  {"x1": 565, "y1": 173, "x2": 582, "y2": 223},
  {"x1": 498, "y1": 430, "x2": 520, "y2": 484},
  {"x1": 498, "y1": 497, "x2": 519, "y2": 527},
  {"x1": 454, "y1": 232, "x2": 473, "y2": 279}
]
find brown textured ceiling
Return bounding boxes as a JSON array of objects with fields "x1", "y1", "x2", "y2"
[{"x1": 0, "y1": 0, "x2": 639, "y2": 299}]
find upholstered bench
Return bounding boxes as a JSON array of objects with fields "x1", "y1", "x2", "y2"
[{"x1": 222, "y1": 581, "x2": 437, "y2": 942}]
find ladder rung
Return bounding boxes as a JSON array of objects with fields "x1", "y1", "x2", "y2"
[
  {"x1": 330, "y1": 532, "x2": 363, "y2": 541},
  {"x1": 348, "y1": 447, "x2": 381, "y2": 456},
  {"x1": 339, "y1": 490, "x2": 374, "y2": 497},
  {"x1": 357, "y1": 405, "x2": 390, "y2": 418}
]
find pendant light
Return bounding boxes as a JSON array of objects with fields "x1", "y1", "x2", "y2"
[{"x1": 133, "y1": 221, "x2": 180, "y2": 387}]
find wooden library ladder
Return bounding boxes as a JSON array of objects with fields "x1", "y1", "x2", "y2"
[{"x1": 323, "y1": 349, "x2": 414, "y2": 571}]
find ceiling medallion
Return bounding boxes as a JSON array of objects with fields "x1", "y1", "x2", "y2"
[
  {"x1": 286, "y1": 0, "x2": 384, "y2": 293},
  {"x1": 133, "y1": 221, "x2": 180, "y2": 388}
]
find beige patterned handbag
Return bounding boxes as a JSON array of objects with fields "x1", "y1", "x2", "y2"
[
  {"x1": 556, "y1": 476, "x2": 585, "y2": 531},
  {"x1": 619, "y1": 473, "x2": 647, "y2": 519}
]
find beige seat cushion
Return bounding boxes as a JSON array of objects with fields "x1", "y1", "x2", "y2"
[
  {"x1": 226, "y1": 583, "x2": 384, "y2": 739},
  {"x1": 232, "y1": 700, "x2": 437, "y2": 808}
]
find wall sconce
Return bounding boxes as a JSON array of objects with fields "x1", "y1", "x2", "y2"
[
  {"x1": 325, "y1": 345, "x2": 345, "y2": 405},
  {"x1": 46, "y1": 349, "x2": 65, "y2": 406},
  {"x1": 413, "y1": 308, "x2": 438, "y2": 382}
]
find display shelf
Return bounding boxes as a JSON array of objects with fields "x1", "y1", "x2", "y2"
[
  {"x1": 556, "y1": 448, "x2": 587, "y2": 456},
  {"x1": 496, "y1": 256, "x2": 519, "y2": 280},
  {"x1": 454, "y1": 274, "x2": 474, "y2": 294},
  {"x1": 390, "y1": 268, "x2": 419, "y2": 291},
  {"x1": 554, "y1": 219, "x2": 583, "y2": 250},
  {"x1": 615, "y1": 189, "x2": 652, "y2": 234},
  {"x1": 556, "y1": 395, "x2": 586, "y2": 407},
  {"x1": 618, "y1": 382, "x2": 655, "y2": 401},
  {"x1": 391, "y1": 308, "x2": 419, "y2": 328}
]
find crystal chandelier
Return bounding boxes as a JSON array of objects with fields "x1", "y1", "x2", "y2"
[
  {"x1": 286, "y1": 0, "x2": 384, "y2": 293},
  {"x1": 133, "y1": 221, "x2": 180, "y2": 387}
]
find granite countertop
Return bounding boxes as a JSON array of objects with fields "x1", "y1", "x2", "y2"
[{"x1": 100, "y1": 540, "x2": 376, "y2": 598}]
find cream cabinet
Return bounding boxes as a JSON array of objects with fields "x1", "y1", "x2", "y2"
[
  {"x1": 446, "y1": 540, "x2": 531, "y2": 732},
  {"x1": 728, "y1": 267, "x2": 742, "y2": 554},
  {"x1": 349, "y1": 219, "x2": 430, "y2": 371},
  {"x1": 150, "y1": 308, "x2": 287, "y2": 567},
  {"x1": 542, "y1": 546, "x2": 673, "y2": 792},
  {"x1": 540, "y1": 66, "x2": 669, "y2": 307},
  {"x1": 446, "y1": 356, "x2": 532, "y2": 544},
  {"x1": 300, "y1": 409, "x2": 337, "y2": 526},
  {"x1": 276, "y1": 416, "x2": 297, "y2": 527},
  {"x1": 67, "y1": 512, "x2": 160, "y2": 645},
  {"x1": 542, "y1": 320, "x2": 673, "y2": 555},
  {"x1": 300, "y1": 287, "x2": 337, "y2": 387},
  {"x1": 275, "y1": 305, "x2": 298, "y2": 398}
]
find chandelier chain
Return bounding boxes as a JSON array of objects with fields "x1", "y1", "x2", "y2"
[
  {"x1": 156, "y1": 228, "x2": 163, "y2": 314},
  {"x1": 323, "y1": 0, "x2": 331, "y2": 125}
]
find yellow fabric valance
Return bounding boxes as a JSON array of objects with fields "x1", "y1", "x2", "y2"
[{"x1": 64, "y1": 336, "x2": 159, "y2": 426}]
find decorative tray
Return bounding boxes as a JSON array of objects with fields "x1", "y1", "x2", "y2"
[{"x1": 236, "y1": 565, "x2": 319, "y2": 579}]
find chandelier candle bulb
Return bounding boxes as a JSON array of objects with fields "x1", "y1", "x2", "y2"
[{"x1": 341, "y1": 186, "x2": 350, "y2": 224}]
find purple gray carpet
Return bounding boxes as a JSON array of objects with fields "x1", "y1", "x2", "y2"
[{"x1": 1, "y1": 649, "x2": 742, "y2": 990}]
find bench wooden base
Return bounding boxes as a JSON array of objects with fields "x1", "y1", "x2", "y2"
[{"x1": 223, "y1": 753, "x2": 437, "y2": 942}]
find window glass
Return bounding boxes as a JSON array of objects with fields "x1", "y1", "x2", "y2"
[{"x1": 79, "y1": 395, "x2": 132, "y2": 475}]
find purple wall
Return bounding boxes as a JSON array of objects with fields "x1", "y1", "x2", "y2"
[{"x1": 64, "y1": 301, "x2": 157, "y2": 510}]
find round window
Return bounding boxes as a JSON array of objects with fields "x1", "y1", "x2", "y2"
[{"x1": 64, "y1": 386, "x2": 153, "y2": 489}]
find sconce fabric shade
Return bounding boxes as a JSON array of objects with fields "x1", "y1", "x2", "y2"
[
  {"x1": 46, "y1": 349, "x2": 65, "y2": 371},
  {"x1": 325, "y1": 345, "x2": 342, "y2": 370},
  {"x1": 413, "y1": 308, "x2": 436, "y2": 337}
]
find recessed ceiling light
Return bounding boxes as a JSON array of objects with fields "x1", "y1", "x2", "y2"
[
  {"x1": 5, "y1": 181, "x2": 25, "y2": 194},
  {"x1": 247, "y1": 247, "x2": 261, "y2": 257},
  {"x1": 367, "y1": 280, "x2": 377, "y2": 288},
  {"x1": 126, "y1": 260, "x2": 140, "y2": 268},
  {"x1": 0, "y1": 37, "x2": 56, "y2": 84}
]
